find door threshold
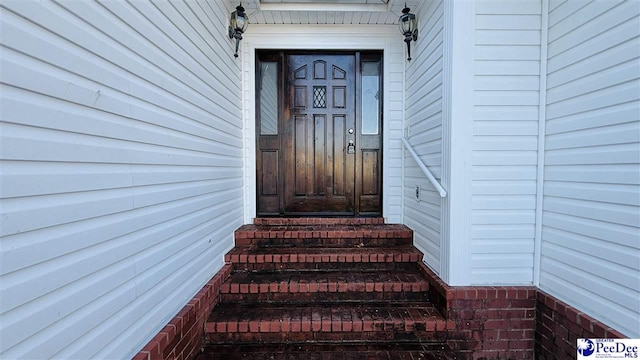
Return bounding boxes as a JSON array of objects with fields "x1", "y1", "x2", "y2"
[{"x1": 257, "y1": 213, "x2": 382, "y2": 218}]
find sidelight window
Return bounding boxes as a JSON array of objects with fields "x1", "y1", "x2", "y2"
[
  {"x1": 361, "y1": 61, "x2": 380, "y2": 135},
  {"x1": 259, "y1": 62, "x2": 278, "y2": 135}
]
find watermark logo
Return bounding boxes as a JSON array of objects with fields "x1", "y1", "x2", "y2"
[
  {"x1": 577, "y1": 339, "x2": 640, "y2": 359},
  {"x1": 578, "y1": 339, "x2": 596, "y2": 356}
]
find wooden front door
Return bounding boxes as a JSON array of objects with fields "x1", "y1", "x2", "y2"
[{"x1": 257, "y1": 51, "x2": 382, "y2": 216}]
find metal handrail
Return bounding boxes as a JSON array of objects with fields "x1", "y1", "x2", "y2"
[{"x1": 401, "y1": 137, "x2": 447, "y2": 198}]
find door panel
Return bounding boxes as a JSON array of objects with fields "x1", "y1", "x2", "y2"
[
  {"x1": 284, "y1": 54, "x2": 356, "y2": 214},
  {"x1": 256, "y1": 51, "x2": 382, "y2": 216}
]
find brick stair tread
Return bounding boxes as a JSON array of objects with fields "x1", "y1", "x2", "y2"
[
  {"x1": 225, "y1": 246, "x2": 423, "y2": 264},
  {"x1": 222, "y1": 270, "x2": 429, "y2": 294},
  {"x1": 206, "y1": 303, "x2": 453, "y2": 334},
  {"x1": 198, "y1": 343, "x2": 457, "y2": 360}
]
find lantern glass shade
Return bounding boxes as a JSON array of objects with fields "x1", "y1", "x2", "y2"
[
  {"x1": 231, "y1": 10, "x2": 248, "y2": 34},
  {"x1": 398, "y1": 12, "x2": 416, "y2": 35}
]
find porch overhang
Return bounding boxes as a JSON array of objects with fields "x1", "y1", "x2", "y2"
[{"x1": 238, "y1": 0, "x2": 420, "y2": 26}]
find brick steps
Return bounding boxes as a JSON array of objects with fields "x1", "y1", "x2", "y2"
[
  {"x1": 197, "y1": 343, "x2": 457, "y2": 360},
  {"x1": 201, "y1": 219, "x2": 453, "y2": 358}
]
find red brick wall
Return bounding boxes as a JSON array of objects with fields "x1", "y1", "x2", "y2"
[
  {"x1": 446, "y1": 287, "x2": 537, "y2": 360},
  {"x1": 133, "y1": 265, "x2": 232, "y2": 360},
  {"x1": 419, "y1": 264, "x2": 536, "y2": 360},
  {"x1": 420, "y1": 264, "x2": 627, "y2": 360},
  {"x1": 535, "y1": 290, "x2": 624, "y2": 360}
]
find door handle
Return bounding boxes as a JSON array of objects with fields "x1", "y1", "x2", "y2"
[{"x1": 347, "y1": 140, "x2": 355, "y2": 154}]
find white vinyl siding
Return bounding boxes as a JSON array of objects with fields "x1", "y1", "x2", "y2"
[
  {"x1": 470, "y1": 0, "x2": 542, "y2": 284},
  {"x1": 0, "y1": 0, "x2": 243, "y2": 358},
  {"x1": 539, "y1": 0, "x2": 640, "y2": 338},
  {"x1": 403, "y1": 0, "x2": 445, "y2": 275}
]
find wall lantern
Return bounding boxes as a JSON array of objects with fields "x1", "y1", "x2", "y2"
[
  {"x1": 398, "y1": 4, "x2": 418, "y2": 61},
  {"x1": 229, "y1": 3, "x2": 249, "y2": 58}
]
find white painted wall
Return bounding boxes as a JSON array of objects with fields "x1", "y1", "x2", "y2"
[
  {"x1": 242, "y1": 25, "x2": 405, "y2": 224},
  {"x1": 0, "y1": 0, "x2": 243, "y2": 358},
  {"x1": 470, "y1": 0, "x2": 542, "y2": 284},
  {"x1": 539, "y1": 0, "x2": 640, "y2": 338},
  {"x1": 403, "y1": 0, "x2": 445, "y2": 276}
]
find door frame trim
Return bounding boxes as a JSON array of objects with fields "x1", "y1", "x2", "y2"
[{"x1": 242, "y1": 25, "x2": 403, "y2": 224}]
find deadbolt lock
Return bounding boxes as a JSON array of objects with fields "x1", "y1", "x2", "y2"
[{"x1": 347, "y1": 140, "x2": 355, "y2": 154}]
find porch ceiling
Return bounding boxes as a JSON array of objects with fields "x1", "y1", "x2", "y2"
[{"x1": 241, "y1": 0, "x2": 420, "y2": 25}]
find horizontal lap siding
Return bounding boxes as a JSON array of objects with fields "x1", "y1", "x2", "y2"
[
  {"x1": 471, "y1": 0, "x2": 542, "y2": 284},
  {"x1": 0, "y1": 0, "x2": 242, "y2": 358},
  {"x1": 404, "y1": 0, "x2": 445, "y2": 275},
  {"x1": 540, "y1": 0, "x2": 640, "y2": 337}
]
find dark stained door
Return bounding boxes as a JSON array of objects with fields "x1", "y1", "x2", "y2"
[
  {"x1": 257, "y1": 51, "x2": 382, "y2": 216},
  {"x1": 284, "y1": 54, "x2": 356, "y2": 214}
]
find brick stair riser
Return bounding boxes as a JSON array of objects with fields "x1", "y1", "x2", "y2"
[
  {"x1": 221, "y1": 278, "x2": 429, "y2": 293},
  {"x1": 225, "y1": 252, "x2": 422, "y2": 265},
  {"x1": 234, "y1": 237, "x2": 413, "y2": 247},
  {"x1": 232, "y1": 262, "x2": 421, "y2": 272},
  {"x1": 222, "y1": 292, "x2": 430, "y2": 304},
  {"x1": 225, "y1": 248, "x2": 423, "y2": 271},
  {"x1": 207, "y1": 319, "x2": 454, "y2": 336},
  {"x1": 206, "y1": 303, "x2": 454, "y2": 343},
  {"x1": 220, "y1": 274, "x2": 430, "y2": 303}
]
